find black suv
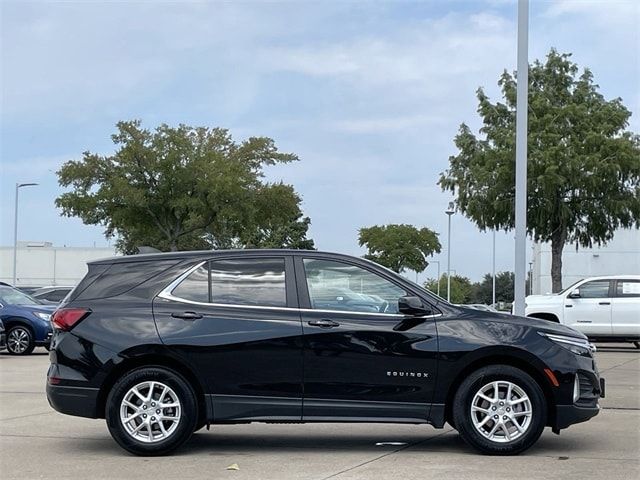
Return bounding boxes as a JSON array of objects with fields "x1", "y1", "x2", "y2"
[{"x1": 47, "y1": 250, "x2": 604, "y2": 456}]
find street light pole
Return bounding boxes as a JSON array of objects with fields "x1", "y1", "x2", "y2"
[
  {"x1": 445, "y1": 202, "x2": 455, "y2": 302},
  {"x1": 12, "y1": 182, "x2": 38, "y2": 286},
  {"x1": 513, "y1": 0, "x2": 529, "y2": 316}
]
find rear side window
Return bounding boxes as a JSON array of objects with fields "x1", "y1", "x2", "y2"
[
  {"x1": 616, "y1": 280, "x2": 640, "y2": 297},
  {"x1": 170, "y1": 257, "x2": 287, "y2": 307},
  {"x1": 210, "y1": 258, "x2": 286, "y2": 307},
  {"x1": 171, "y1": 264, "x2": 209, "y2": 303}
]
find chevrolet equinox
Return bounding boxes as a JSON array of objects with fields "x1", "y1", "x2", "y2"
[{"x1": 47, "y1": 250, "x2": 604, "y2": 456}]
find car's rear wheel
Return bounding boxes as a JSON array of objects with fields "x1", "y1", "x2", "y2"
[
  {"x1": 633, "y1": 341, "x2": 640, "y2": 350},
  {"x1": 105, "y1": 367, "x2": 198, "y2": 456},
  {"x1": 453, "y1": 365, "x2": 546, "y2": 455},
  {"x1": 6, "y1": 326, "x2": 35, "y2": 355}
]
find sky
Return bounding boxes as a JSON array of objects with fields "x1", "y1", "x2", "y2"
[{"x1": 1, "y1": 0, "x2": 638, "y2": 283}]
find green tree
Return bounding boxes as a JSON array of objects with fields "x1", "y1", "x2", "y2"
[
  {"x1": 471, "y1": 272, "x2": 515, "y2": 304},
  {"x1": 358, "y1": 224, "x2": 441, "y2": 273},
  {"x1": 56, "y1": 120, "x2": 314, "y2": 253},
  {"x1": 439, "y1": 49, "x2": 640, "y2": 292},
  {"x1": 424, "y1": 274, "x2": 474, "y2": 304}
]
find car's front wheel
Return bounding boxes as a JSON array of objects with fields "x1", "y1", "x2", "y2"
[
  {"x1": 105, "y1": 367, "x2": 198, "y2": 456},
  {"x1": 452, "y1": 365, "x2": 546, "y2": 455},
  {"x1": 6, "y1": 326, "x2": 35, "y2": 355}
]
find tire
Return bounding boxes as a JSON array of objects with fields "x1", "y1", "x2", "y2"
[
  {"x1": 453, "y1": 365, "x2": 546, "y2": 455},
  {"x1": 6, "y1": 326, "x2": 35, "y2": 355},
  {"x1": 105, "y1": 367, "x2": 198, "y2": 456},
  {"x1": 634, "y1": 341, "x2": 640, "y2": 350}
]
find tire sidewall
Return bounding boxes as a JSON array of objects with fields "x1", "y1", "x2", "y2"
[
  {"x1": 7, "y1": 326, "x2": 35, "y2": 355},
  {"x1": 453, "y1": 365, "x2": 547, "y2": 455},
  {"x1": 106, "y1": 367, "x2": 198, "y2": 456}
]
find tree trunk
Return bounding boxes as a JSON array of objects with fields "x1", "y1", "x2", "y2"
[
  {"x1": 550, "y1": 229, "x2": 566, "y2": 293},
  {"x1": 169, "y1": 238, "x2": 178, "y2": 252}
]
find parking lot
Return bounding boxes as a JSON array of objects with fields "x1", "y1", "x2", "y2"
[{"x1": 0, "y1": 345, "x2": 638, "y2": 480}]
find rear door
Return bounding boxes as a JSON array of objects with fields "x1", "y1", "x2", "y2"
[
  {"x1": 563, "y1": 279, "x2": 613, "y2": 335},
  {"x1": 153, "y1": 255, "x2": 304, "y2": 421},
  {"x1": 611, "y1": 279, "x2": 640, "y2": 337},
  {"x1": 296, "y1": 255, "x2": 439, "y2": 422}
]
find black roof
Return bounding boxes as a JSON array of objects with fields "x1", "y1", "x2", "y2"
[{"x1": 89, "y1": 249, "x2": 357, "y2": 265}]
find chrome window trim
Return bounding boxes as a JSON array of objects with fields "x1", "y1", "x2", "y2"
[{"x1": 158, "y1": 261, "x2": 441, "y2": 319}]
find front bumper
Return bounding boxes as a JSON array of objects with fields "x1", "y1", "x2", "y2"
[
  {"x1": 553, "y1": 403, "x2": 600, "y2": 430},
  {"x1": 35, "y1": 331, "x2": 53, "y2": 347},
  {"x1": 46, "y1": 383, "x2": 100, "y2": 419},
  {"x1": 551, "y1": 374, "x2": 604, "y2": 431}
]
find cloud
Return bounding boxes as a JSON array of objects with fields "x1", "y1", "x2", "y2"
[{"x1": 1, "y1": 1, "x2": 637, "y2": 280}]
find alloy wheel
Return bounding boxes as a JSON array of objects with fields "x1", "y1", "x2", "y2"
[
  {"x1": 470, "y1": 380, "x2": 533, "y2": 443},
  {"x1": 7, "y1": 327, "x2": 31, "y2": 354},
  {"x1": 120, "y1": 381, "x2": 182, "y2": 443}
]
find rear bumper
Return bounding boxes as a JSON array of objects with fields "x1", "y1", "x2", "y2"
[{"x1": 46, "y1": 383, "x2": 99, "y2": 419}]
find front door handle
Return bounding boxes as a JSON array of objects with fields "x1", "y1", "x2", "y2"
[
  {"x1": 171, "y1": 311, "x2": 203, "y2": 320},
  {"x1": 308, "y1": 319, "x2": 340, "y2": 328},
  {"x1": 598, "y1": 302, "x2": 611, "y2": 305}
]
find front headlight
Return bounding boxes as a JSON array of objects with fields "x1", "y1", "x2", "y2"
[
  {"x1": 539, "y1": 332, "x2": 594, "y2": 357},
  {"x1": 33, "y1": 312, "x2": 51, "y2": 322}
]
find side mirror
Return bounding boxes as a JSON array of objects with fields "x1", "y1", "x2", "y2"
[
  {"x1": 398, "y1": 295, "x2": 432, "y2": 316},
  {"x1": 568, "y1": 288, "x2": 581, "y2": 299}
]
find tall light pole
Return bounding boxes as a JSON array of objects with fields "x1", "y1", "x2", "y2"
[
  {"x1": 513, "y1": 0, "x2": 529, "y2": 316},
  {"x1": 492, "y1": 230, "x2": 496, "y2": 306},
  {"x1": 13, "y1": 182, "x2": 38, "y2": 286},
  {"x1": 445, "y1": 202, "x2": 455, "y2": 302}
]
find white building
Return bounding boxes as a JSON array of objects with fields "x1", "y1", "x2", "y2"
[
  {"x1": 0, "y1": 241, "x2": 118, "y2": 287},
  {"x1": 531, "y1": 228, "x2": 640, "y2": 294}
]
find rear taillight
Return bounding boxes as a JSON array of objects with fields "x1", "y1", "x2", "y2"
[{"x1": 51, "y1": 308, "x2": 91, "y2": 331}]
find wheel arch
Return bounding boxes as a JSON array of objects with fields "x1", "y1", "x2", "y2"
[
  {"x1": 443, "y1": 353, "x2": 556, "y2": 428},
  {"x1": 96, "y1": 353, "x2": 208, "y2": 423},
  {"x1": 2, "y1": 317, "x2": 35, "y2": 337}
]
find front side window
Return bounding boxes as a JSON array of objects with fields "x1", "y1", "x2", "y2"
[
  {"x1": 171, "y1": 258, "x2": 287, "y2": 307},
  {"x1": 303, "y1": 258, "x2": 407, "y2": 314},
  {"x1": 578, "y1": 280, "x2": 611, "y2": 299}
]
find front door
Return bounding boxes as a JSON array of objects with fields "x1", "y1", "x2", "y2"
[
  {"x1": 564, "y1": 279, "x2": 613, "y2": 336},
  {"x1": 153, "y1": 255, "x2": 303, "y2": 421},
  {"x1": 296, "y1": 256, "x2": 439, "y2": 422}
]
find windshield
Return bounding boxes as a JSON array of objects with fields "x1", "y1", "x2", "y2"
[
  {"x1": 558, "y1": 279, "x2": 584, "y2": 295},
  {"x1": 0, "y1": 286, "x2": 41, "y2": 305}
]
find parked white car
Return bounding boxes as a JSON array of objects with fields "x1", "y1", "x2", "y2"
[{"x1": 525, "y1": 275, "x2": 640, "y2": 348}]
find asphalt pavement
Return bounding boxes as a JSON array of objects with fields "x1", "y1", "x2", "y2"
[{"x1": 0, "y1": 344, "x2": 638, "y2": 479}]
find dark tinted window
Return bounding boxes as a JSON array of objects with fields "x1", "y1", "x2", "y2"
[
  {"x1": 172, "y1": 264, "x2": 209, "y2": 303},
  {"x1": 579, "y1": 280, "x2": 611, "y2": 298},
  {"x1": 616, "y1": 280, "x2": 640, "y2": 297},
  {"x1": 38, "y1": 289, "x2": 70, "y2": 302},
  {"x1": 303, "y1": 258, "x2": 407, "y2": 313},
  {"x1": 209, "y1": 258, "x2": 286, "y2": 307}
]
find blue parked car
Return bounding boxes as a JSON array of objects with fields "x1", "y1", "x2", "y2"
[{"x1": 0, "y1": 285, "x2": 55, "y2": 355}]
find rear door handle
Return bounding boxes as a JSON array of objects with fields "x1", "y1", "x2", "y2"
[
  {"x1": 598, "y1": 302, "x2": 611, "y2": 305},
  {"x1": 171, "y1": 311, "x2": 203, "y2": 320},
  {"x1": 308, "y1": 319, "x2": 340, "y2": 328}
]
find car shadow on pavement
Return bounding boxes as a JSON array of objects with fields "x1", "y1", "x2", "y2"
[
  {"x1": 67, "y1": 428, "x2": 601, "y2": 458},
  {"x1": 75, "y1": 427, "x2": 600, "y2": 458}
]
